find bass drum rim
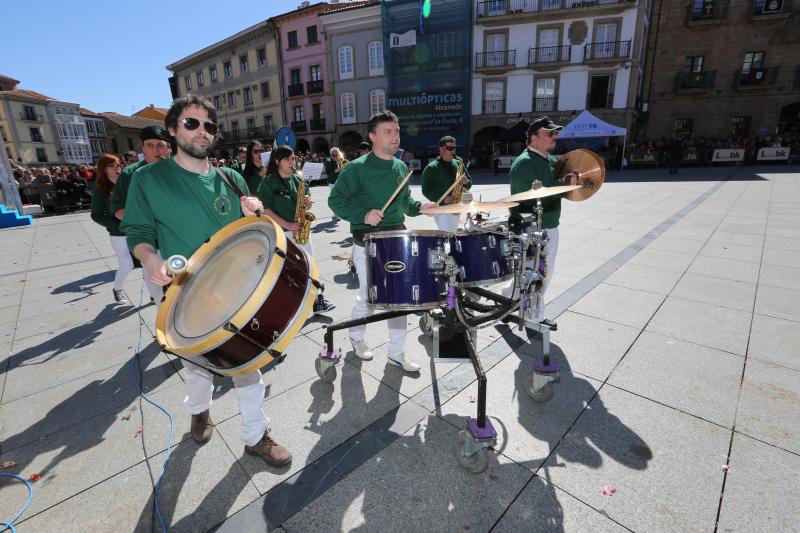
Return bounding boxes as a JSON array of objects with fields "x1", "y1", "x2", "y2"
[{"x1": 156, "y1": 216, "x2": 286, "y2": 359}]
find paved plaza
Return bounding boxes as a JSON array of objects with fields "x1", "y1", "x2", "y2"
[{"x1": 1, "y1": 165, "x2": 799, "y2": 532}]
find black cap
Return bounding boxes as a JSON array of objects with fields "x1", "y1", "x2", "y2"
[
  {"x1": 526, "y1": 116, "x2": 564, "y2": 138},
  {"x1": 140, "y1": 125, "x2": 171, "y2": 143}
]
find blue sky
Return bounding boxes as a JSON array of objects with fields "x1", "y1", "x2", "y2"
[{"x1": 1, "y1": 0, "x2": 305, "y2": 114}]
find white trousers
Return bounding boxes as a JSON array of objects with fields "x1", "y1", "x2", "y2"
[
  {"x1": 433, "y1": 213, "x2": 461, "y2": 232},
  {"x1": 501, "y1": 227, "x2": 559, "y2": 322},
  {"x1": 110, "y1": 236, "x2": 134, "y2": 291},
  {"x1": 350, "y1": 244, "x2": 407, "y2": 357},
  {"x1": 181, "y1": 360, "x2": 269, "y2": 446}
]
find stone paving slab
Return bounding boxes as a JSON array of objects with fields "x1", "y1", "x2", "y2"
[
  {"x1": 603, "y1": 262, "x2": 685, "y2": 295},
  {"x1": 282, "y1": 415, "x2": 532, "y2": 532},
  {"x1": 735, "y1": 359, "x2": 800, "y2": 454},
  {"x1": 754, "y1": 284, "x2": 800, "y2": 322},
  {"x1": 747, "y1": 314, "x2": 800, "y2": 370},
  {"x1": 716, "y1": 433, "x2": 800, "y2": 533},
  {"x1": 758, "y1": 263, "x2": 800, "y2": 291},
  {"x1": 608, "y1": 331, "x2": 744, "y2": 427},
  {"x1": 670, "y1": 272, "x2": 757, "y2": 312},
  {"x1": 568, "y1": 283, "x2": 666, "y2": 330},
  {"x1": 543, "y1": 384, "x2": 730, "y2": 533}
]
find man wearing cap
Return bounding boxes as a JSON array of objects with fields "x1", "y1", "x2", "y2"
[
  {"x1": 422, "y1": 135, "x2": 471, "y2": 231},
  {"x1": 505, "y1": 116, "x2": 576, "y2": 328},
  {"x1": 111, "y1": 125, "x2": 173, "y2": 221}
]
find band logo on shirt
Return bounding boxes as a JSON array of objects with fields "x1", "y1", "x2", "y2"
[{"x1": 213, "y1": 195, "x2": 232, "y2": 215}]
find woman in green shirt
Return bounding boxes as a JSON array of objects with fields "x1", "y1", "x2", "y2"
[
  {"x1": 257, "y1": 145, "x2": 335, "y2": 314},
  {"x1": 242, "y1": 140, "x2": 265, "y2": 194},
  {"x1": 90, "y1": 154, "x2": 131, "y2": 303}
]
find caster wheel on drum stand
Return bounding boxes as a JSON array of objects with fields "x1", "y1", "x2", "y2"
[
  {"x1": 315, "y1": 357, "x2": 337, "y2": 383},
  {"x1": 525, "y1": 377, "x2": 554, "y2": 402},
  {"x1": 453, "y1": 430, "x2": 489, "y2": 473},
  {"x1": 419, "y1": 313, "x2": 434, "y2": 336}
]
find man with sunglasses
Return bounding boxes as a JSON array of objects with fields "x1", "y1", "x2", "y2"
[
  {"x1": 121, "y1": 95, "x2": 293, "y2": 468},
  {"x1": 422, "y1": 135, "x2": 472, "y2": 231},
  {"x1": 504, "y1": 116, "x2": 577, "y2": 329}
]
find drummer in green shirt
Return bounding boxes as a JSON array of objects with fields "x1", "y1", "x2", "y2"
[
  {"x1": 256, "y1": 145, "x2": 335, "y2": 314},
  {"x1": 421, "y1": 135, "x2": 472, "y2": 231}
]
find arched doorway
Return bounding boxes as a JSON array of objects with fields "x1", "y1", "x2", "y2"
[
  {"x1": 296, "y1": 138, "x2": 310, "y2": 154},
  {"x1": 778, "y1": 102, "x2": 800, "y2": 136},
  {"x1": 472, "y1": 126, "x2": 507, "y2": 168},
  {"x1": 338, "y1": 130, "x2": 363, "y2": 157},
  {"x1": 312, "y1": 136, "x2": 329, "y2": 154}
]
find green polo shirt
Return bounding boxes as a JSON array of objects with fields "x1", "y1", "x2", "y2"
[
  {"x1": 509, "y1": 147, "x2": 562, "y2": 229},
  {"x1": 256, "y1": 171, "x2": 307, "y2": 223},
  {"x1": 120, "y1": 157, "x2": 249, "y2": 259},
  {"x1": 421, "y1": 157, "x2": 472, "y2": 203},
  {"x1": 328, "y1": 152, "x2": 421, "y2": 235},
  {"x1": 110, "y1": 159, "x2": 148, "y2": 217}
]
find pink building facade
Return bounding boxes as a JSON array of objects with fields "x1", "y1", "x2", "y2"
[{"x1": 273, "y1": 2, "x2": 334, "y2": 155}]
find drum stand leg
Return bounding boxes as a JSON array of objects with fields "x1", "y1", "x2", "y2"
[{"x1": 315, "y1": 310, "x2": 415, "y2": 382}]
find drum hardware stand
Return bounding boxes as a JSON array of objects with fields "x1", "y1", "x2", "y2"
[{"x1": 315, "y1": 309, "x2": 417, "y2": 383}]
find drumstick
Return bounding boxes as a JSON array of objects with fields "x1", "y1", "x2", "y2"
[
  {"x1": 380, "y1": 170, "x2": 413, "y2": 214},
  {"x1": 435, "y1": 178, "x2": 460, "y2": 205}
]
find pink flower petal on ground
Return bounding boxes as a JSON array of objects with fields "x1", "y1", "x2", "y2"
[
  {"x1": 722, "y1": 464, "x2": 731, "y2": 471},
  {"x1": 134, "y1": 426, "x2": 143, "y2": 437},
  {"x1": 28, "y1": 473, "x2": 41, "y2": 482},
  {"x1": 602, "y1": 486, "x2": 610, "y2": 495},
  {"x1": 610, "y1": 486, "x2": 617, "y2": 494}
]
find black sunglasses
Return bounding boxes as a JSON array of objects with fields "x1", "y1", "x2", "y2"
[
  {"x1": 182, "y1": 117, "x2": 218, "y2": 135},
  {"x1": 443, "y1": 146, "x2": 457, "y2": 151}
]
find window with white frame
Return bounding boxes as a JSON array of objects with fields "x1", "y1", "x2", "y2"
[
  {"x1": 243, "y1": 87, "x2": 253, "y2": 107},
  {"x1": 210, "y1": 65, "x2": 217, "y2": 81},
  {"x1": 184, "y1": 76, "x2": 192, "y2": 90},
  {"x1": 196, "y1": 71, "x2": 204, "y2": 87},
  {"x1": 340, "y1": 92, "x2": 356, "y2": 123},
  {"x1": 338, "y1": 46, "x2": 354, "y2": 79},
  {"x1": 433, "y1": 32, "x2": 455, "y2": 59},
  {"x1": 369, "y1": 89, "x2": 386, "y2": 115},
  {"x1": 368, "y1": 41, "x2": 384, "y2": 76}
]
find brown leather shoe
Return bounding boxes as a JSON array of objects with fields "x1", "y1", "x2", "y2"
[
  {"x1": 244, "y1": 431, "x2": 292, "y2": 467},
  {"x1": 191, "y1": 410, "x2": 213, "y2": 444}
]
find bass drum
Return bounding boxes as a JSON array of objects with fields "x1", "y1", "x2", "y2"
[{"x1": 157, "y1": 216, "x2": 319, "y2": 376}]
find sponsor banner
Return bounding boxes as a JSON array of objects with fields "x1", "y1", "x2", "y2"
[
  {"x1": 388, "y1": 90, "x2": 467, "y2": 148},
  {"x1": 389, "y1": 30, "x2": 416, "y2": 48},
  {"x1": 712, "y1": 149, "x2": 745, "y2": 163},
  {"x1": 300, "y1": 162, "x2": 324, "y2": 182},
  {"x1": 757, "y1": 147, "x2": 791, "y2": 161}
]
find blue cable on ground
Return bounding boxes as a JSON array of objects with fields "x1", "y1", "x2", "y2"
[
  {"x1": 130, "y1": 282, "x2": 174, "y2": 533},
  {"x1": 0, "y1": 473, "x2": 33, "y2": 533}
]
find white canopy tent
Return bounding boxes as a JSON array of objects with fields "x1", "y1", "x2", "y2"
[{"x1": 559, "y1": 111, "x2": 627, "y2": 169}]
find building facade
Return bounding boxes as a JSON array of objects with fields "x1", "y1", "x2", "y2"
[
  {"x1": 80, "y1": 108, "x2": 111, "y2": 161},
  {"x1": 166, "y1": 20, "x2": 285, "y2": 156},
  {"x1": 470, "y1": 0, "x2": 649, "y2": 151},
  {"x1": 133, "y1": 105, "x2": 169, "y2": 122},
  {"x1": 49, "y1": 101, "x2": 92, "y2": 164},
  {"x1": 0, "y1": 79, "x2": 60, "y2": 166},
  {"x1": 641, "y1": 0, "x2": 800, "y2": 140},
  {"x1": 272, "y1": 2, "x2": 336, "y2": 154},
  {"x1": 101, "y1": 113, "x2": 163, "y2": 156},
  {"x1": 320, "y1": 1, "x2": 385, "y2": 156}
]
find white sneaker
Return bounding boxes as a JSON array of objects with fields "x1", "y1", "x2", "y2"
[
  {"x1": 350, "y1": 338, "x2": 373, "y2": 360},
  {"x1": 387, "y1": 353, "x2": 421, "y2": 372}
]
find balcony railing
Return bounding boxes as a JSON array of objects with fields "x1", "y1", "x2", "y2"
[
  {"x1": 476, "y1": 0, "x2": 635, "y2": 18},
  {"x1": 734, "y1": 67, "x2": 779, "y2": 88},
  {"x1": 675, "y1": 70, "x2": 716, "y2": 90},
  {"x1": 307, "y1": 80, "x2": 324, "y2": 94},
  {"x1": 583, "y1": 40, "x2": 631, "y2": 61},
  {"x1": 31, "y1": 134, "x2": 44, "y2": 143},
  {"x1": 687, "y1": 0, "x2": 728, "y2": 20},
  {"x1": 288, "y1": 83, "x2": 304, "y2": 97},
  {"x1": 310, "y1": 118, "x2": 326, "y2": 131},
  {"x1": 482, "y1": 99, "x2": 506, "y2": 114},
  {"x1": 534, "y1": 96, "x2": 558, "y2": 112},
  {"x1": 20, "y1": 112, "x2": 44, "y2": 122},
  {"x1": 292, "y1": 120, "x2": 307, "y2": 132},
  {"x1": 528, "y1": 45, "x2": 571, "y2": 65},
  {"x1": 475, "y1": 50, "x2": 517, "y2": 70}
]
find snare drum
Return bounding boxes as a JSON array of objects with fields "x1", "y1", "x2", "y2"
[
  {"x1": 156, "y1": 216, "x2": 319, "y2": 376},
  {"x1": 365, "y1": 230, "x2": 448, "y2": 310},
  {"x1": 450, "y1": 226, "x2": 512, "y2": 286}
]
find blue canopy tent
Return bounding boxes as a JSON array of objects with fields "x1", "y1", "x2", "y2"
[{"x1": 559, "y1": 111, "x2": 627, "y2": 169}]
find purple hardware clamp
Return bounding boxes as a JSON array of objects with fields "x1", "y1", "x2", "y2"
[
  {"x1": 319, "y1": 347, "x2": 343, "y2": 361},
  {"x1": 447, "y1": 286, "x2": 456, "y2": 310},
  {"x1": 521, "y1": 293, "x2": 529, "y2": 312},
  {"x1": 467, "y1": 417, "x2": 497, "y2": 440},
  {"x1": 534, "y1": 359, "x2": 560, "y2": 374}
]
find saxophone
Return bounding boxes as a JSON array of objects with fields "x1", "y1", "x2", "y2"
[
  {"x1": 451, "y1": 156, "x2": 468, "y2": 203},
  {"x1": 293, "y1": 170, "x2": 315, "y2": 244}
]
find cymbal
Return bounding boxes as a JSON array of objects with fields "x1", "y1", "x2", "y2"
[
  {"x1": 421, "y1": 200, "x2": 518, "y2": 215},
  {"x1": 556, "y1": 149, "x2": 605, "y2": 201},
  {"x1": 500, "y1": 185, "x2": 582, "y2": 203}
]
